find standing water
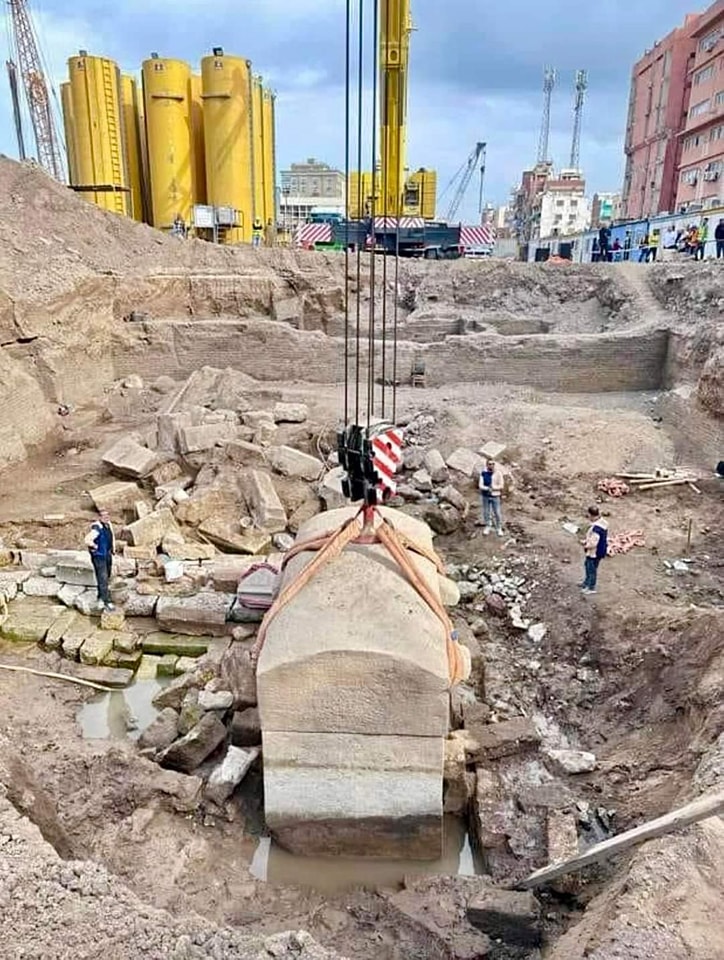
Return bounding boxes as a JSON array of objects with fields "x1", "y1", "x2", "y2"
[{"x1": 76, "y1": 678, "x2": 168, "y2": 740}]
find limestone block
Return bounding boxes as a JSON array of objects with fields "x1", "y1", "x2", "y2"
[
  {"x1": 156, "y1": 594, "x2": 234, "y2": 637},
  {"x1": 199, "y1": 519, "x2": 271, "y2": 555},
  {"x1": 479, "y1": 441, "x2": 507, "y2": 461},
  {"x1": 273, "y1": 402, "x2": 309, "y2": 423},
  {"x1": 125, "y1": 509, "x2": 180, "y2": 547},
  {"x1": 267, "y1": 445, "x2": 323, "y2": 481},
  {"x1": 164, "y1": 541, "x2": 216, "y2": 561},
  {"x1": 263, "y1": 731, "x2": 444, "y2": 859},
  {"x1": 89, "y1": 481, "x2": 140, "y2": 515},
  {"x1": 151, "y1": 459, "x2": 183, "y2": 486},
  {"x1": 0, "y1": 570, "x2": 30, "y2": 602},
  {"x1": 411, "y1": 469, "x2": 433, "y2": 492},
  {"x1": 44, "y1": 609, "x2": 79, "y2": 649},
  {"x1": 102, "y1": 437, "x2": 158, "y2": 479},
  {"x1": 175, "y1": 487, "x2": 237, "y2": 527},
  {"x1": 178, "y1": 423, "x2": 239, "y2": 455},
  {"x1": 207, "y1": 557, "x2": 258, "y2": 592},
  {"x1": 225, "y1": 439, "x2": 265, "y2": 466},
  {"x1": 243, "y1": 410, "x2": 275, "y2": 430},
  {"x1": 205, "y1": 745, "x2": 259, "y2": 805},
  {"x1": 80, "y1": 630, "x2": 114, "y2": 666},
  {"x1": 73, "y1": 589, "x2": 101, "y2": 616},
  {"x1": 446, "y1": 448, "x2": 483, "y2": 479},
  {"x1": 100, "y1": 609, "x2": 126, "y2": 631},
  {"x1": 157, "y1": 713, "x2": 228, "y2": 773},
  {"x1": 141, "y1": 632, "x2": 211, "y2": 656},
  {"x1": 0, "y1": 600, "x2": 65, "y2": 644},
  {"x1": 466, "y1": 717, "x2": 541, "y2": 763},
  {"x1": 123, "y1": 545, "x2": 158, "y2": 561},
  {"x1": 56, "y1": 552, "x2": 96, "y2": 587},
  {"x1": 318, "y1": 466, "x2": 348, "y2": 511},
  {"x1": 21, "y1": 576, "x2": 59, "y2": 598},
  {"x1": 110, "y1": 632, "x2": 139, "y2": 654},
  {"x1": 57, "y1": 583, "x2": 86, "y2": 607},
  {"x1": 74, "y1": 665, "x2": 134, "y2": 688},
  {"x1": 138, "y1": 708, "x2": 179, "y2": 752},
  {"x1": 122, "y1": 592, "x2": 158, "y2": 617},
  {"x1": 199, "y1": 688, "x2": 234, "y2": 711},
  {"x1": 240, "y1": 470, "x2": 287, "y2": 532},
  {"x1": 61, "y1": 616, "x2": 96, "y2": 660},
  {"x1": 424, "y1": 449, "x2": 449, "y2": 484}
]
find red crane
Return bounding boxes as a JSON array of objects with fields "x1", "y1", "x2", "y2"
[{"x1": 6, "y1": 0, "x2": 65, "y2": 181}]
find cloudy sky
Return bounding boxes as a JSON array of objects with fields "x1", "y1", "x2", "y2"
[{"x1": 1, "y1": 0, "x2": 699, "y2": 221}]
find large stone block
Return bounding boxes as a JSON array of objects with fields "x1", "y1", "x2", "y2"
[
  {"x1": 74, "y1": 665, "x2": 134, "y2": 688},
  {"x1": 141, "y1": 632, "x2": 210, "y2": 657},
  {"x1": 424, "y1": 449, "x2": 449, "y2": 484},
  {"x1": 0, "y1": 600, "x2": 65, "y2": 644},
  {"x1": 257, "y1": 507, "x2": 450, "y2": 859},
  {"x1": 240, "y1": 470, "x2": 287, "y2": 532},
  {"x1": 55, "y1": 552, "x2": 96, "y2": 587},
  {"x1": 44, "y1": 609, "x2": 79, "y2": 649},
  {"x1": 267, "y1": 445, "x2": 324, "y2": 481},
  {"x1": 273, "y1": 402, "x2": 309, "y2": 423},
  {"x1": 205, "y1": 745, "x2": 259, "y2": 805},
  {"x1": 174, "y1": 487, "x2": 238, "y2": 526},
  {"x1": 446, "y1": 448, "x2": 483, "y2": 479},
  {"x1": 198, "y1": 519, "x2": 271, "y2": 555},
  {"x1": 102, "y1": 437, "x2": 158, "y2": 479},
  {"x1": 156, "y1": 593, "x2": 234, "y2": 637},
  {"x1": 178, "y1": 423, "x2": 239, "y2": 455},
  {"x1": 157, "y1": 712, "x2": 227, "y2": 773},
  {"x1": 125, "y1": 509, "x2": 180, "y2": 547},
  {"x1": 21, "y1": 576, "x2": 59, "y2": 598},
  {"x1": 79, "y1": 630, "x2": 114, "y2": 666},
  {"x1": 89, "y1": 481, "x2": 141, "y2": 515},
  {"x1": 0, "y1": 570, "x2": 30, "y2": 602}
]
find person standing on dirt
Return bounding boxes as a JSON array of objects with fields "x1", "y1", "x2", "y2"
[
  {"x1": 697, "y1": 218, "x2": 709, "y2": 260},
  {"x1": 597, "y1": 224, "x2": 611, "y2": 263},
  {"x1": 662, "y1": 224, "x2": 678, "y2": 262},
  {"x1": 479, "y1": 458, "x2": 505, "y2": 537},
  {"x1": 580, "y1": 506, "x2": 608, "y2": 595},
  {"x1": 85, "y1": 509, "x2": 115, "y2": 611},
  {"x1": 715, "y1": 219, "x2": 724, "y2": 259}
]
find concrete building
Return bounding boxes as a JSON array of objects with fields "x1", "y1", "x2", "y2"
[
  {"x1": 537, "y1": 170, "x2": 591, "y2": 238},
  {"x1": 279, "y1": 158, "x2": 345, "y2": 229},
  {"x1": 676, "y1": 0, "x2": 724, "y2": 211},
  {"x1": 512, "y1": 162, "x2": 553, "y2": 241},
  {"x1": 590, "y1": 192, "x2": 623, "y2": 228},
  {"x1": 621, "y1": 15, "x2": 700, "y2": 219}
]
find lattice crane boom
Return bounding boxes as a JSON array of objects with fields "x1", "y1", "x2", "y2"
[
  {"x1": 443, "y1": 141, "x2": 486, "y2": 223},
  {"x1": 7, "y1": 0, "x2": 65, "y2": 181}
]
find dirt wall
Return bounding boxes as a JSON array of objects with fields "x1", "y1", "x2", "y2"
[{"x1": 112, "y1": 318, "x2": 670, "y2": 394}]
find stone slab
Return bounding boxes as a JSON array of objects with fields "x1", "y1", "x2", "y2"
[
  {"x1": 0, "y1": 600, "x2": 65, "y2": 643},
  {"x1": 175, "y1": 486, "x2": 239, "y2": 526},
  {"x1": 74, "y1": 665, "x2": 134, "y2": 688},
  {"x1": 141, "y1": 632, "x2": 210, "y2": 657},
  {"x1": 79, "y1": 630, "x2": 114, "y2": 666},
  {"x1": 198, "y1": 519, "x2": 272, "y2": 556},
  {"x1": 56, "y1": 552, "x2": 96, "y2": 587},
  {"x1": 424, "y1": 449, "x2": 449, "y2": 484},
  {"x1": 102, "y1": 437, "x2": 158, "y2": 480},
  {"x1": 89, "y1": 481, "x2": 141, "y2": 515},
  {"x1": 20, "y1": 576, "x2": 60, "y2": 598},
  {"x1": 157, "y1": 712, "x2": 228, "y2": 773},
  {"x1": 267, "y1": 446, "x2": 323, "y2": 481},
  {"x1": 273, "y1": 402, "x2": 308, "y2": 423},
  {"x1": 122, "y1": 593, "x2": 158, "y2": 617},
  {"x1": 125, "y1": 509, "x2": 180, "y2": 548},
  {"x1": 57, "y1": 583, "x2": 86, "y2": 607},
  {"x1": 73, "y1": 589, "x2": 101, "y2": 617},
  {"x1": 44, "y1": 609, "x2": 79, "y2": 650},
  {"x1": 466, "y1": 718, "x2": 541, "y2": 762},
  {"x1": 478, "y1": 441, "x2": 507, "y2": 461},
  {"x1": 0, "y1": 570, "x2": 30, "y2": 602},
  {"x1": 446, "y1": 448, "x2": 484, "y2": 479},
  {"x1": 178, "y1": 423, "x2": 239, "y2": 454},
  {"x1": 156, "y1": 594, "x2": 234, "y2": 637},
  {"x1": 240, "y1": 470, "x2": 287, "y2": 533},
  {"x1": 205, "y1": 745, "x2": 260, "y2": 805}
]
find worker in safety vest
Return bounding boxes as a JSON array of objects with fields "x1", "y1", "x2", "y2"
[{"x1": 252, "y1": 218, "x2": 263, "y2": 248}]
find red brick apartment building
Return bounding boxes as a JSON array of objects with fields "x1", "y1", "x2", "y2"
[
  {"x1": 676, "y1": 0, "x2": 724, "y2": 210},
  {"x1": 621, "y1": 16, "x2": 699, "y2": 219}
]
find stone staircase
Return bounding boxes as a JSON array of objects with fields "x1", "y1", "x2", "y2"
[{"x1": 614, "y1": 262, "x2": 670, "y2": 327}]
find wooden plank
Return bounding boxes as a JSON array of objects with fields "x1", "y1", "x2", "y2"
[
  {"x1": 688, "y1": 483, "x2": 702, "y2": 494},
  {"x1": 515, "y1": 790, "x2": 724, "y2": 891},
  {"x1": 636, "y1": 478, "x2": 692, "y2": 491}
]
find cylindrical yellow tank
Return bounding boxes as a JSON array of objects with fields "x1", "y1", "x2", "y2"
[
  {"x1": 142, "y1": 56, "x2": 193, "y2": 230},
  {"x1": 120, "y1": 75, "x2": 145, "y2": 222},
  {"x1": 60, "y1": 82, "x2": 79, "y2": 187},
  {"x1": 202, "y1": 51, "x2": 254, "y2": 243},
  {"x1": 262, "y1": 87, "x2": 277, "y2": 227},
  {"x1": 189, "y1": 73, "x2": 207, "y2": 206},
  {"x1": 67, "y1": 53, "x2": 130, "y2": 216},
  {"x1": 251, "y1": 76, "x2": 265, "y2": 223}
]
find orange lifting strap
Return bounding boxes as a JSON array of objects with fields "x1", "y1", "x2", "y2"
[{"x1": 251, "y1": 506, "x2": 467, "y2": 685}]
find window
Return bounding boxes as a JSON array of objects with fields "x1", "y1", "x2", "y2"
[
  {"x1": 699, "y1": 29, "x2": 720, "y2": 53},
  {"x1": 556, "y1": 199, "x2": 564, "y2": 207},
  {"x1": 680, "y1": 168, "x2": 700, "y2": 185},
  {"x1": 711, "y1": 124, "x2": 724, "y2": 141},
  {"x1": 716, "y1": 90, "x2": 724, "y2": 105},
  {"x1": 570, "y1": 199, "x2": 578, "y2": 208},
  {"x1": 695, "y1": 64, "x2": 715, "y2": 84},
  {"x1": 689, "y1": 98, "x2": 710, "y2": 118}
]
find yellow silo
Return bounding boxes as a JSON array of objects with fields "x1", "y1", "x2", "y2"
[
  {"x1": 251, "y1": 75, "x2": 265, "y2": 223},
  {"x1": 202, "y1": 50, "x2": 254, "y2": 243},
  {"x1": 67, "y1": 53, "x2": 130, "y2": 216},
  {"x1": 189, "y1": 73, "x2": 207, "y2": 206},
  {"x1": 142, "y1": 55, "x2": 193, "y2": 230},
  {"x1": 120, "y1": 74, "x2": 145, "y2": 222},
  {"x1": 262, "y1": 87, "x2": 277, "y2": 226},
  {"x1": 60, "y1": 82, "x2": 79, "y2": 187}
]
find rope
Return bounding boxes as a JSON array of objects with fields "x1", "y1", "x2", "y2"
[{"x1": 251, "y1": 508, "x2": 467, "y2": 685}]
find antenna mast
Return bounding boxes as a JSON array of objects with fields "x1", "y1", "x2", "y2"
[
  {"x1": 536, "y1": 66, "x2": 556, "y2": 165},
  {"x1": 569, "y1": 69, "x2": 588, "y2": 170}
]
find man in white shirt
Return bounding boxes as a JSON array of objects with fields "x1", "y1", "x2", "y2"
[
  {"x1": 661, "y1": 225, "x2": 678, "y2": 262},
  {"x1": 479, "y1": 459, "x2": 505, "y2": 536}
]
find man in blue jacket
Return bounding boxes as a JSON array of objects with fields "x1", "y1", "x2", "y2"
[
  {"x1": 84, "y1": 509, "x2": 115, "y2": 611},
  {"x1": 580, "y1": 506, "x2": 608, "y2": 595}
]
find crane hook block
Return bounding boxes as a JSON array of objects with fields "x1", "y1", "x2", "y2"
[{"x1": 337, "y1": 420, "x2": 403, "y2": 506}]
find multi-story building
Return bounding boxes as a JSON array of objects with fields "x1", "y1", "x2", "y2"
[
  {"x1": 537, "y1": 170, "x2": 591, "y2": 238},
  {"x1": 621, "y1": 16, "x2": 700, "y2": 219},
  {"x1": 279, "y1": 158, "x2": 345, "y2": 229},
  {"x1": 590, "y1": 192, "x2": 622, "y2": 227},
  {"x1": 676, "y1": 0, "x2": 724, "y2": 211}
]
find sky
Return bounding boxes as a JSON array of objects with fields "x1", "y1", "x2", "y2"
[{"x1": 0, "y1": 0, "x2": 701, "y2": 222}]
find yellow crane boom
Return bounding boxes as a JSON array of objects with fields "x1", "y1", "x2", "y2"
[{"x1": 379, "y1": 0, "x2": 410, "y2": 218}]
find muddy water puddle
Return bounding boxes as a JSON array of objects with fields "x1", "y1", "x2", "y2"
[
  {"x1": 77, "y1": 678, "x2": 168, "y2": 740},
  {"x1": 249, "y1": 815, "x2": 484, "y2": 892}
]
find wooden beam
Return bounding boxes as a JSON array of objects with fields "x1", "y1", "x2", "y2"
[
  {"x1": 636, "y1": 478, "x2": 692, "y2": 491},
  {"x1": 514, "y1": 790, "x2": 724, "y2": 891}
]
